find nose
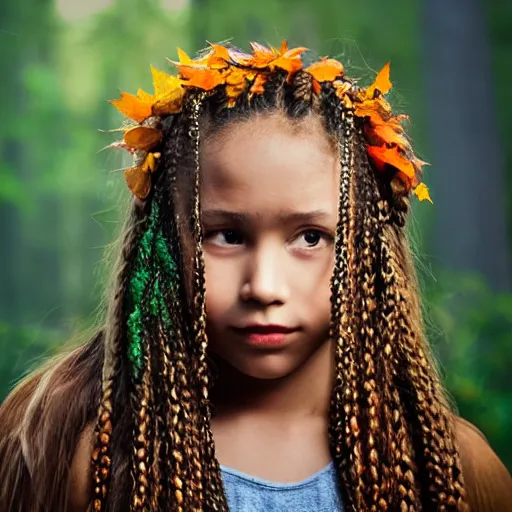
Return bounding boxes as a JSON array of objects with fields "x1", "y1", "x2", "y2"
[{"x1": 239, "y1": 242, "x2": 289, "y2": 306}]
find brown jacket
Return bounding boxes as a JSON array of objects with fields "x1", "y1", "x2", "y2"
[{"x1": 455, "y1": 416, "x2": 512, "y2": 511}]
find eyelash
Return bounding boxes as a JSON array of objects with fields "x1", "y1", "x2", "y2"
[{"x1": 203, "y1": 228, "x2": 333, "y2": 249}]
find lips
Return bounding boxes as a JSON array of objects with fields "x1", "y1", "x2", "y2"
[
  {"x1": 233, "y1": 324, "x2": 298, "y2": 334},
  {"x1": 231, "y1": 324, "x2": 299, "y2": 347}
]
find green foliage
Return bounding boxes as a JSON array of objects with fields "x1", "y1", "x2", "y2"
[{"x1": 423, "y1": 272, "x2": 512, "y2": 470}]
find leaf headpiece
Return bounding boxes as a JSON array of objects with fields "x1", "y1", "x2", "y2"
[{"x1": 110, "y1": 41, "x2": 431, "y2": 203}]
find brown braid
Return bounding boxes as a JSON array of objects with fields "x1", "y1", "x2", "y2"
[
  {"x1": 352, "y1": 132, "x2": 388, "y2": 510},
  {"x1": 131, "y1": 337, "x2": 153, "y2": 510},
  {"x1": 91, "y1": 62, "x2": 468, "y2": 512},
  {"x1": 387, "y1": 225, "x2": 467, "y2": 510},
  {"x1": 92, "y1": 204, "x2": 146, "y2": 512},
  {"x1": 188, "y1": 93, "x2": 227, "y2": 511}
]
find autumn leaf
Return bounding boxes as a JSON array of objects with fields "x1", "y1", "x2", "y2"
[
  {"x1": 249, "y1": 74, "x2": 267, "y2": 99},
  {"x1": 246, "y1": 41, "x2": 306, "y2": 72},
  {"x1": 137, "y1": 88, "x2": 153, "y2": 103},
  {"x1": 124, "y1": 166, "x2": 151, "y2": 199},
  {"x1": 143, "y1": 152, "x2": 160, "y2": 173},
  {"x1": 367, "y1": 62, "x2": 392, "y2": 98},
  {"x1": 206, "y1": 43, "x2": 232, "y2": 69},
  {"x1": 367, "y1": 122, "x2": 408, "y2": 150},
  {"x1": 110, "y1": 92, "x2": 152, "y2": 123},
  {"x1": 176, "y1": 47, "x2": 194, "y2": 65},
  {"x1": 178, "y1": 66, "x2": 224, "y2": 91},
  {"x1": 123, "y1": 126, "x2": 162, "y2": 151},
  {"x1": 305, "y1": 58, "x2": 344, "y2": 82},
  {"x1": 367, "y1": 145, "x2": 415, "y2": 181},
  {"x1": 354, "y1": 97, "x2": 393, "y2": 122},
  {"x1": 123, "y1": 152, "x2": 161, "y2": 200},
  {"x1": 413, "y1": 183, "x2": 433, "y2": 203}
]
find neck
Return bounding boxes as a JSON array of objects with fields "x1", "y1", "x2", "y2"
[{"x1": 210, "y1": 340, "x2": 334, "y2": 420}]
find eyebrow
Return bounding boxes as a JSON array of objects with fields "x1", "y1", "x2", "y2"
[{"x1": 201, "y1": 209, "x2": 333, "y2": 225}]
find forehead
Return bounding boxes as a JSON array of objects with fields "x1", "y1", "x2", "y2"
[{"x1": 200, "y1": 113, "x2": 340, "y2": 218}]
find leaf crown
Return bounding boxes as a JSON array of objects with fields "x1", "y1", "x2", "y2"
[{"x1": 110, "y1": 41, "x2": 431, "y2": 203}]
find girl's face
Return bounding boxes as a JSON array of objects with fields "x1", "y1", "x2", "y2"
[{"x1": 201, "y1": 113, "x2": 339, "y2": 380}]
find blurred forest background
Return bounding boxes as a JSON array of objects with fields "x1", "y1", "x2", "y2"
[{"x1": 1, "y1": 0, "x2": 511, "y2": 470}]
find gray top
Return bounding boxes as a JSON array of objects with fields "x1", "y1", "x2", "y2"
[{"x1": 221, "y1": 462, "x2": 345, "y2": 511}]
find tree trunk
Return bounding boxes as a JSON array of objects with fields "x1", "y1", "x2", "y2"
[{"x1": 422, "y1": 0, "x2": 511, "y2": 291}]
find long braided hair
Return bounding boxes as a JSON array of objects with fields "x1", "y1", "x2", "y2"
[{"x1": 90, "y1": 59, "x2": 468, "y2": 511}]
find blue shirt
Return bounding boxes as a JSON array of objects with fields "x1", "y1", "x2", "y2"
[{"x1": 221, "y1": 462, "x2": 345, "y2": 511}]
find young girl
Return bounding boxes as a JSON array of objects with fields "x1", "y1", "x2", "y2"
[{"x1": 1, "y1": 42, "x2": 511, "y2": 512}]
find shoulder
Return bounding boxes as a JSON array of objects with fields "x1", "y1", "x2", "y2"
[
  {"x1": 453, "y1": 415, "x2": 512, "y2": 512},
  {"x1": 68, "y1": 422, "x2": 95, "y2": 512}
]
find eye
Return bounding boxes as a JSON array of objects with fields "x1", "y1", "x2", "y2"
[
  {"x1": 205, "y1": 229, "x2": 244, "y2": 247},
  {"x1": 293, "y1": 229, "x2": 331, "y2": 249}
]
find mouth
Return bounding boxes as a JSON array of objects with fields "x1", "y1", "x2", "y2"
[{"x1": 231, "y1": 324, "x2": 299, "y2": 347}]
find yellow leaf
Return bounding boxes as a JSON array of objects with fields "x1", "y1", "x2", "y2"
[
  {"x1": 177, "y1": 47, "x2": 194, "y2": 65},
  {"x1": 414, "y1": 183, "x2": 433, "y2": 203},
  {"x1": 151, "y1": 66, "x2": 182, "y2": 97},
  {"x1": 142, "y1": 152, "x2": 160, "y2": 174},
  {"x1": 152, "y1": 88, "x2": 185, "y2": 115}
]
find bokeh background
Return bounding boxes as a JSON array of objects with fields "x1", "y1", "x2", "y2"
[{"x1": 1, "y1": 0, "x2": 511, "y2": 470}]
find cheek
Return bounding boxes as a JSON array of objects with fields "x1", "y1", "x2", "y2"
[{"x1": 203, "y1": 255, "x2": 236, "y2": 325}]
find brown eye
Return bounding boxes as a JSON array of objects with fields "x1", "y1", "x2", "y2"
[
  {"x1": 292, "y1": 229, "x2": 330, "y2": 249},
  {"x1": 206, "y1": 229, "x2": 244, "y2": 246},
  {"x1": 303, "y1": 230, "x2": 321, "y2": 247}
]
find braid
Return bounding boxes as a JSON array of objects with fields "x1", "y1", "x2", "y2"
[
  {"x1": 392, "y1": 247, "x2": 467, "y2": 510},
  {"x1": 322, "y1": 91, "x2": 368, "y2": 510},
  {"x1": 351, "y1": 131, "x2": 388, "y2": 510},
  {"x1": 92, "y1": 204, "x2": 147, "y2": 512},
  {"x1": 377, "y1": 210, "x2": 421, "y2": 510},
  {"x1": 187, "y1": 93, "x2": 227, "y2": 511},
  {"x1": 131, "y1": 336, "x2": 153, "y2": 511}
]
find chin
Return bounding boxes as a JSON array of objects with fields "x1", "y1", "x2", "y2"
[{"x1": 229, "y1": 352, "x2": 300, "y2": 380}]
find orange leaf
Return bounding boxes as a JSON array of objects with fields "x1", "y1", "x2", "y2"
[
  {"x1": 413, "y1": 183, "x2": 432, "y2": 203},
  {"x1": 110, "y1": 92, "x2": 152, "y2": 123},
  {"x1": 249, "y1": 74, "x2": 267, "y2": 98},
  {"x1": 206, "y1": 43, "x2": 231, "y2": 69},
  {"x1": 124, "y1": 126, "x2": 162, "y2": 151},
  {"x1": 367, "y1": 62, "x2": 392, "y2": 98},
  {"x1": 178, "y1": 66, "x2": 224, "y2": 90},
  {"x1": 124, "y1": 166, "x2": 152, "y2": 199},
  {"x1": 367, "y1": 145, "x2": 415, "y2": 181},
  {"x1": 354, "y1": 98, "x2": 393, "y2": 123},
  {"x1": 272, "y1": 55, "x2": 303, "y2": 73},
  {"x1": 305, "y1": 58, "x2": 344, "y2": 82},
  {"x1": 367, "y1": 123, "x2": 408, "y2": 150}
]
